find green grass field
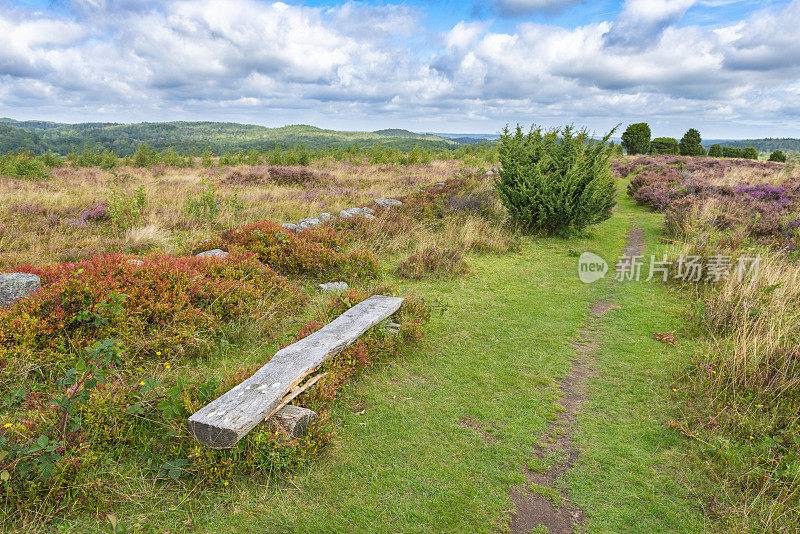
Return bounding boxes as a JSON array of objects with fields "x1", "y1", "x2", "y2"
[{"x1": 109, "y1": 190, "x2": 707, "y2": 533}]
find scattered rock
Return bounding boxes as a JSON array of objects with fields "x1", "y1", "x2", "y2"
[
  {"x1": 373, "y1": 198, "x2": 403, "y2": 208},
  {"x1": 340, "y1": 207, "x2": 365, "y2": 218},
  {"x1": 0, "y1": 273, "x2": 41, "y2": 307},
  {"x1": 126, "y1": 259, "x2": 144, "y2": 266},
  {"x1": 298, "y1": 217, "x2": 321, "y2": 230},
  {"x1": 318, "y1": 281, "x2": 349, "y2": 292},
  {"x1": 318, "y1": 212, "x2": 332, "y2": 222},
  {"x1": 363, "y1": 213, "x2": 376, "y2": 219},
  {"x1": 282, "y1": 222, "x2": 299, "y2": 232},
  {"x1": 385, "y1": 321, "x2": 401, "y2": 335},
  {"x1": 195, "y1": 249, "x2": 229, "y2": 259},
  {"x1": 361, "y1": 207, "x2": 375, "y2": 215}
]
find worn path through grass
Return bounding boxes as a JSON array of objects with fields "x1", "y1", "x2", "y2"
[{"x1": 178, "y1": 195, "x2": 706, "y2": 533}]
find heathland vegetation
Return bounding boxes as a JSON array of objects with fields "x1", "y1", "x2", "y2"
[{"x1": 1, "y1": 121, "x2": 799, "y2": 532}]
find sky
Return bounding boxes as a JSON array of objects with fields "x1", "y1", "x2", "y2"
[{"x1": 1, "y1": 0, "x2": 799, "y2": 138}]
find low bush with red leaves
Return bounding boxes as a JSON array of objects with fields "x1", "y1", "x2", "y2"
[
  {"x1": 0, "y1": 251, "x2": 308, "y2": 380},
  {"x1": 195, "y1": 220, "x2": 379, "y2": 282}
]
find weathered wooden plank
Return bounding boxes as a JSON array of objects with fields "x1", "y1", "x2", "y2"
[{"x1": 188, "y1": 295, "x2": 404, "y2": 449}]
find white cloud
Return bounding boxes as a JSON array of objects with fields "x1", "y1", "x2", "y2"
[
  {"x1": 1, "y1": 0, "x2": 800, "y2": 134},
  {"x1": 605, "y1": 0, "x2": 699, "y2": 47}
]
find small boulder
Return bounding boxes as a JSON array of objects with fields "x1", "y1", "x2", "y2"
[
  {"x1": 361, "y1": 207, "x2": 375, "y2": 215},
  {"x1": 282, "y1": 222, "x2": 299, "y2": 232},
  {"x1": 318, "y1": 212, "x2": 332, "y2": 222},
  {"x1": 196, "y1": 249, "x2": 229, "y2": 259},
  {"x1": 127, "y1": 259, "x2": 144, "y2": 266},
  {"x1": 363, "y1": 213, "x2": 376, "y2": 220},
  {"x1": 298, "y1": 217, "x2": 321, "y2": 230},
  {"x1": 318, "y1": 281, "x2": 349, "y2": 293},
  {"x1": 373, "y1": 198, "x2": 403, "y2": 208},
  {"x1": 340, "y1": 207, "x2": 364, "y2": 218},
  {"x1": 0, "y1": 273, "x2": 41, "y2": 307}
]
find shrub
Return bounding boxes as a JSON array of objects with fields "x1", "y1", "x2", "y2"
[
  {"x1": 768, "y1": 150, "x2": 787, "y2": 163},
  {"x1": 723, "y1": 146, "x2": 743, "y2": 158},
  {"x1": 184, "y1": 179, "x2": 244, "y2": 221},
  {"x1": 108, "y1": 178, "x2": 147, "y2": 230},
  {"x1": 707, "y1": 144, "x2": 723, "y2": 158},
  {"x1": 197, "y1": 221, "x2": 380, "y2": 282},
  {"x1": 0, "y1": 252, "x2": 307, "y2": 377},
  {"x1": 495, "y1": 125, "x2": 617, "y2": 235},
  {"x1": 679, "y1": 129, "x2": 705, "y2": 156},
  {"x1": 0, "y1": 150, "x2": 51, "y2": 180},
  {"x1": 396, "y1": 247, "x2": 469, "y2": 280},
  {"x1": 621, "y1": 123, "x2": 651, "y2": 155},
  {"x1": 650, "y1": 137, "x2": 679, "y2": 155},
  {"x1": 741, "y1": 147, "x2": 759, "y2": 160}
]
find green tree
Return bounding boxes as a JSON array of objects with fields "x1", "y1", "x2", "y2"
[
  {"x1": 722, "y1": 147, "x2": 743, "y2": 158},
  {"x1": 679, "y1": 129, "x2": 705, "y2": 156},
  {"x1": 494, "y1": 125, "x2": 617, "y2": 235},
  {"x1": 768, "y1": 149, "x2": 786, "y2": 162},
  {"x1": 708, "y1": 144, "x2": 723, "y2": 158},
  {"x1": 742, "y1": 147, "x2": 759, "y2": 160},
  {"x1": 621, "y1": 123, "x2": 651, "y2": 155},
  {"x1": 650, "y1": 137, "x2": 679, "y2": 155}
]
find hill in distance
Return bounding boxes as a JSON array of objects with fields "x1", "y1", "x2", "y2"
[{"x1": 0, "y1": 118, "x2": 494, "y2": 156}]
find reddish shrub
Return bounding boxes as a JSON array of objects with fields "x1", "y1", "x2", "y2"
[
  {"x1": 0, "y1": 251, "x2": 307, "y2": 376},
  {"x1": 196, "y1": 221, "x2": 379, "y2": 282}
]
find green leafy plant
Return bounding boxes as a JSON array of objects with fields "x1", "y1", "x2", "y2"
[
  {"x1": 650, "y1": 137, "x2": 680, "y2": 155},
  {"x1": 184, "y1": 179, "x2": 244, "y2": 221},
  {"x1": 769, "y1": 149, "x2": 787, "y2": 162},
  {"x1": 708, "y1": 144, "x2": 723, "y2": 158},
  {"x1": 742, "y1": 147, "x2": 759, "y2": 160},
  {"x1": 108, "y1": 176, "x2": 146, "y2": 230},
  {"x1": 494, "y1": 125, "x2": 617, "y2": 235},
  {"x1": 679, "y1": 128, "x2": 706, "y2": 156},
  {"x1": 621, "y1": 123, "x2": 651, "y2": 155}
]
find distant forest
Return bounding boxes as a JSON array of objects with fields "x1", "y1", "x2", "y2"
[
  {"x1": 707, "y1": 138, "x2": 800, "y2": 153},
  {"x1": 0, "y1": 119, "x2": 477, "y2": 156}
]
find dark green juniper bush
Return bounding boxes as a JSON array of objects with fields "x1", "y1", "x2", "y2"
[{"x1": 494, "y1": 125, "x2": 617, "y2": 235}]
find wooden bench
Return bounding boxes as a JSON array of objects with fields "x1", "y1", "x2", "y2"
[{"x1": 188, "y1": 295, "x2": 404, "y2": 449}]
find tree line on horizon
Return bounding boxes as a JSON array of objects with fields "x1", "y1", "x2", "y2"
[{"x1": 620, "y1": 123, "x2": 788, "y2": 162}]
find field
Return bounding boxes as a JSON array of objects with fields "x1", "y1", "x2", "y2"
[{"x1": 1, "y1": 146, "x2": 799, "y2": 533}]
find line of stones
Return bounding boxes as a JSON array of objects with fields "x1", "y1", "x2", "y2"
[{"x1": 0, "y1": 198, "x2": 404, "y2": 307}]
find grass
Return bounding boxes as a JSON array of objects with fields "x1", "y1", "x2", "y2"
[
  {"x1": 8, "y1": 154, "x2": 792, "y2": 532},
  {"x1": 72, "y1": 183, "x2": 707, "y2": 533}
]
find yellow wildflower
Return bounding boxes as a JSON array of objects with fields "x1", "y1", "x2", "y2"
[
  {"x1": 224, "y1": 481, "x2": 229, "y2": 486},
  {"x1": 140, "y1": 381, "x2": 145, "y2": 386},
  {"x1": 156, "y1": 351, "x2": 162, "y2": 356},
  {"x1": 3, "y1": 423, "x2": 12, "y2": 428},
  {"x1": 164, "y1": 362, "x2": 170, "y2": 369}
]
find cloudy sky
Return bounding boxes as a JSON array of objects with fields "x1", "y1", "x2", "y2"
[{"x1": 1, "y1": 0, "x2": 798, "y2": 138}]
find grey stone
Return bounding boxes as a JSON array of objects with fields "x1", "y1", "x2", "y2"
[
  {"x1": 318, "y1": 212, "x2": 332, "y2": 222},
  {"x1": 0, "y1": 273, "x2": 41, "y2": 307},
  {"x1": 282, "y1": 222, "x2": 299, "y2": 232},
  {"x1": 196, "y1": 249, "x2": 229, "y2": 259},
  {"x1": 361, "y1": 207, "x2": 375, "y2": 215},
  {"x1": 318, "y1": 281, "x2": 349, "y2": 293},
  {"x1": 373, "y1": 198, "x2": 403, "y2": 208},
  {"x1": 363, "y1": 213, "x2": 376, "y2": 219},
  {"x1": 340, "y1": 207, "x2": 365, "y2": 218},
  {"x1": 298, "y1": 217, "x2": 321, "y2": 230},
  {"x1": 126, "y1": 259, "x2": 144, "y2": 266}
]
